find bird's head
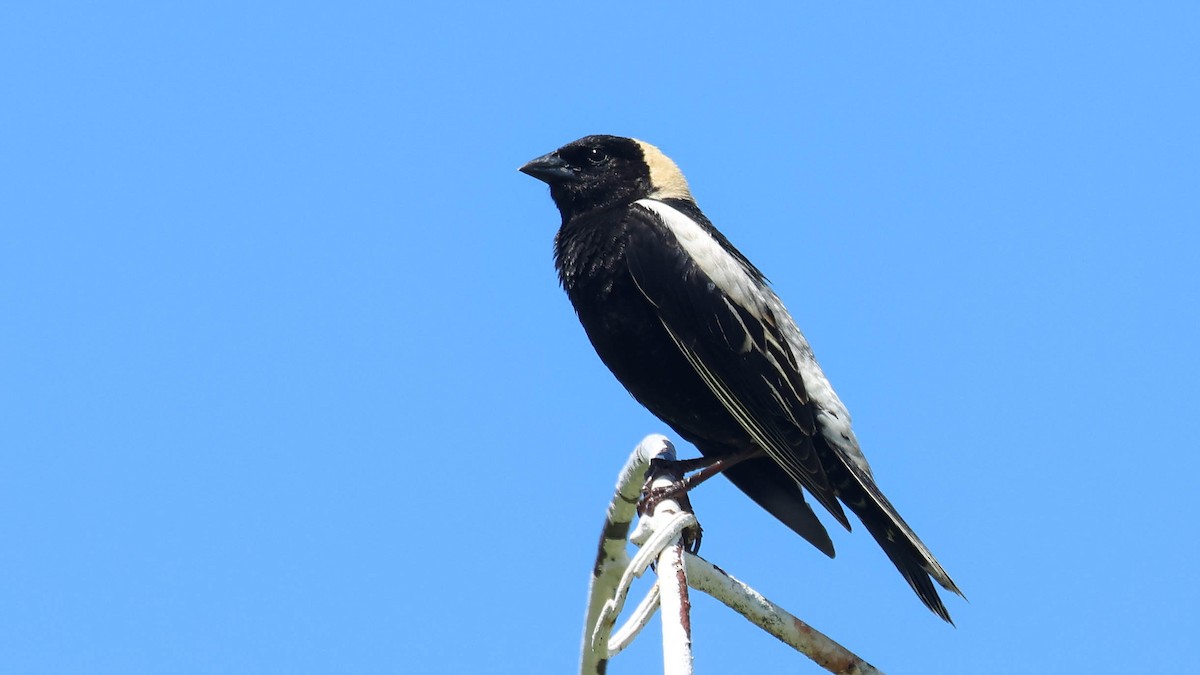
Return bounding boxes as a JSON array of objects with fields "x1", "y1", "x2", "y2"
[{"x1": 520, "y1": 135, "x2": 692, "y2": 221}]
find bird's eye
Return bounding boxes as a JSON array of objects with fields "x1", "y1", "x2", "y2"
[{"x1": 586, "y1": 148, "x2": 608, "y2": 165}]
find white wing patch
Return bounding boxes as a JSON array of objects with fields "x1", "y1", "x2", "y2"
[{"x1": 634, "y1": 199, "x2": 767, "y2": 321}]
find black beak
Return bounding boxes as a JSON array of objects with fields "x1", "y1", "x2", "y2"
[{"x1": 519, "y1": 152, "x2": 576, "y2": 184}]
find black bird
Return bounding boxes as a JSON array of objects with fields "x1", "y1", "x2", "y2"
[{"x1": 520, "y1": 135, "x2": 963, "y2": 622}]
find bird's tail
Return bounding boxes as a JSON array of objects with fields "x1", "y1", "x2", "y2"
[
  {"x1": 828, "y1": 452, "x2": 964, "y2": 623},
  {"x1": 723, "y1": 456, "x2": 837, "y2": 558}
]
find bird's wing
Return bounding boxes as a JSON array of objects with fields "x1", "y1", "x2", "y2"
[
  {"x1": 626, "y1": 199, "x2": 850, "y2": 529},
  {"x1": 629, "y1": 199, "x2": 964, "y2": 617}
]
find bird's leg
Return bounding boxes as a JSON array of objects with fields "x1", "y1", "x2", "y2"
[
  {"x1": 676, "y1": 447, "x2": 763, "y2": 492},
  {"x1": 638, "y1": 447, "x2": 763, "y2": 552}
]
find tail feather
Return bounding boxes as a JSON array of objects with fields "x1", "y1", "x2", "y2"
[
  {"x1": 703, "y1": 440, "x2": 963, "y2": 622},
  {"x1": 722, "y1": 455, "x2": 837, "y2": 558},
  {"x1": 858, "y1": 500, "x2": 959, "y2": 623},
  {"x1": 821, "y1": 442, "x2": 964, "y2": 622}
]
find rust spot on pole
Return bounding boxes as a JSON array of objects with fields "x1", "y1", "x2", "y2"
[{"x1": 676, "y1": 558, "x2": 692, "y2": 639}]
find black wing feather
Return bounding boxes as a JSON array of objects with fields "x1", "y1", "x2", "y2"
[
  {"x1": 618, "y1": 200, "x2": 962, "y2": 620},
  {"x1": 623, "y1": 203, "x2": 850, "y2": 530}
]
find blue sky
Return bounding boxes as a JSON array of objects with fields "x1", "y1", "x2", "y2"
[{"x1": 3, "y1": 2, "x2": 1198, "y2": 673}]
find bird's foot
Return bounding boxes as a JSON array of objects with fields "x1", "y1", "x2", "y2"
[{"x1": 638, "y1": 458, "x2": 703, "y2": 553}]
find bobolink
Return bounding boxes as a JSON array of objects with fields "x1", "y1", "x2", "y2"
[{"x1": 521, "y1": 135, "x2": 962, "y2": 622}]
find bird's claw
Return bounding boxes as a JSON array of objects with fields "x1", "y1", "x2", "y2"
[{"x1": 638, "y1": 459, "x2": 703, "y2": 553}]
